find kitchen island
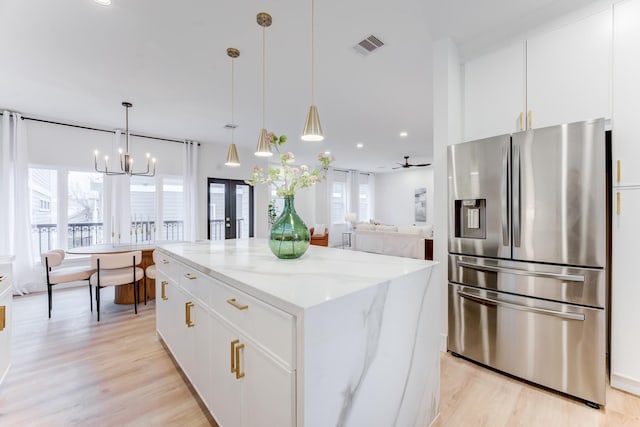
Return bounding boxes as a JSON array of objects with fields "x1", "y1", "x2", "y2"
[{"x1": 155, "y1": 239, "x2": 439, "y2": 427}]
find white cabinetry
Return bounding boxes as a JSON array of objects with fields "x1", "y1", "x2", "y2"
[
  {"x1": 610, "y1": 0, "x2": 640, "y2": 397},
  {"x1": 612, "y1": 0, "x2": 640, "y2": 187},
  {"x1": 611, "y1": 187, "x2": 640, "y2": 395},
  {"x1": 155, "y1": 255, "x2": 295, "y2": 427},
  {"x1": 463, "y1": 42, "x2": 525, "y2": 141},
  {"x1": 0, "y1": 260, "x2": 12, "y2": 385},
  {"x1": 463, "y1": 8, "x2": 611, "y2": 141}
]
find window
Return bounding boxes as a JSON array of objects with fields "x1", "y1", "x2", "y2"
[
  {"x1": 331, "y1": 181, "x2": 347, "y2": 224},
  {"x1": 130, "y1": 176, "x2": 156, "y2": 243},
  {"x1": 67, "y1": 171, "x2": 104, "y2": 248},
  {"x1": 162, "y1": 176, "x2": 184, "y2": 241},
  {"x1": 359, "y1": 183, "x2": 370, "y2": 222},
  {"x1": 29, "y1": 168, "x2": 58, "y2": 254}
]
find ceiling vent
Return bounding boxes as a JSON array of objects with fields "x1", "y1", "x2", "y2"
[
  {"x1": 224, "y1": 124, "x2": 238, "y2": 129},
  {"x1": 353, "y1": 34, "x2": 385, "y2": 56}
]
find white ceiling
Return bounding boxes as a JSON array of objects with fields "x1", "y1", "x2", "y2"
[{"x1": 0, "y1": 0, "x2": 600, "y2": 172}]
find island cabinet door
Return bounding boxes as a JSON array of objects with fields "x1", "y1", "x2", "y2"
[
  {"x1": 208, "y1": 310, "x2": 295, "y2": 427},
  {"x1": 240, "y1": 339, "x2": 295, "y2": 427},
  {"x1": 155, "y1": 273, "x2": 183, "y2": 360},
  {"x1": 180, "y1": 298, "x2": 213, "y2": 408}
]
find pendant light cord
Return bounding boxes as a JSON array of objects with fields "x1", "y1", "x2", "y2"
[
  {"x1": 231, "y1": 56, "x2": 235, "y2": 143},
  {"x1": 262, "y1": 24, "x2": 266, "y2": 128},
  {"x1": 125, "y1": 105, "x2": 129, "y2": 153},
  {"x1": 311, "y1": 0, "x2": 315, "y2": 104}
]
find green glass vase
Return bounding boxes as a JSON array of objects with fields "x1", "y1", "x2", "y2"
[{"x1": 269, "y1": 196, "x2": 310, "y2": 259}]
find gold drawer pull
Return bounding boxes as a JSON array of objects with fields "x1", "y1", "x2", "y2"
[
  {"x1": 617, "y1": 192, "x2": 621, "y2": 215},
  {"x1": 617, "y1": 160, "x2": 621, "y2": 183},
  {"x1": 226, "y1": 298, "x2": 248, "y2": 311},
  {"x1": 161, "y1": 259, "x2": 170, "y2": 264},
  {"x1": 527, "y1": 110, "x2": 532, "y2": 129},
  {"x1": 185, "y1": 302, "x2": 195, "y2": 327},
  {"x1": 0, "y1": 306, "x2": 5, "y2": 331},
  {"x1": 230, "y1": 339, "x2": 239, "y2": 373},
  {"x1": 235, "y1": 343, "x2": 245, "y2": 379},
  {"x1": 184, "y1": 273, "x2": 197, "y2": 280},
  {"x1": 161, "y1": 281, "x2": 168, "y2": 300}
]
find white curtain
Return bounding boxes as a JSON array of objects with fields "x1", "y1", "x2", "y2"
[
  {"x1": 0, "y1": 112, "x2": 39, "y2": 294},
  {"x1": 183, "y1": 141, "x2": 199, "y2": 241},
  {"x1": 108, "y1": 130, "x2": 131, "y2": 244}
]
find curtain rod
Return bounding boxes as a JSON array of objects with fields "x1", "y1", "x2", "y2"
[{"x1": 0, "y1": 111, "x2": 198, "y2": 145}]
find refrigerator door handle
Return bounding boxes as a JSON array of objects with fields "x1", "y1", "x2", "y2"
[
  {"x1": 501, "y1": 145, "x2": 509, "y2": 246},
  {"x1": 513, "y1": 144, "x2": 521, "y2": 247},
  {"x1": 457, "y1": 289, "x2": 586, "y2": 321},
  {"x1": 457, "y1": 260, "x2": 585, "y2": 282}
]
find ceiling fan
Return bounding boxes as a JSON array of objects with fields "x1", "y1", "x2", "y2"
[{"x1": 392, "y1": 155, "x2": 431, "y2": 169}]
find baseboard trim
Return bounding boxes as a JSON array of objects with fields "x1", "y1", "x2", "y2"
[
  {"x1": 611, "y1": 372, "x2": 640, "y2": 397},
  {"x1": 440, "y1": 333, "x2": 447, "y2": 353}
]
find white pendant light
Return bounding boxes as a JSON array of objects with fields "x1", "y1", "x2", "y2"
[
  {"x1": 255, "y1": 12, "x2": 274, "y2": 157},
  {"x1": 301, "y1": 0, "x2": 324, "y2": 142},
  {"x1": 225, "y1": 48, "x2": 241, "y2": 167}
]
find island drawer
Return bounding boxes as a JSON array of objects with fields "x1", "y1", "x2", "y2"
[
  {"x1": 209, "y1": 278, "x2": 295, "y2": 369},
  {"x1": 176, "y1": 262, "x2": 211, "y2": 304},
  {"x1": 155, "y1": 253, "x2": 179, "y2": 283}
]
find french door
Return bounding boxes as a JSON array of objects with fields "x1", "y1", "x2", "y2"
[{"x1": 207, "y1": 179, "x2": 254, "y2": 240}]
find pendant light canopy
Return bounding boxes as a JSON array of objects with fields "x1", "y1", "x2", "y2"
[
  {"x1": 255, "y1": 12, "x2": 274, "y2": 157},
  {"x1": 301, "y1": 0, "x2": 324, "y2": 142},
  {"x1": 225, "y1": 47, "x2": 241, "y2": 167},
  {"x1": 94, "y1": 102, "x2": 156, "y2": 176}
]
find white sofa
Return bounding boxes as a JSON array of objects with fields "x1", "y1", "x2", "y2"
[{"x1": 353, "y1": 224, "x2": 433, "y2": 260}]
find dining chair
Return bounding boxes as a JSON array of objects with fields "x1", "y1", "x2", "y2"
[
  {"x1": 42, "y1": 249, "x2": 96, "y2": 319},
  {"x1": 144, "y1": 251, "x2": 157, "y2": 305},
  {"x1": 89, "y1": 251, "x2": 144, "y2": 322}
]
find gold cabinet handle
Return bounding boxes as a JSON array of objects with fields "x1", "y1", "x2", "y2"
[
  {"x1": 161, "y1": 280, "x2": 168, "y2": 301},
  {"x1": 519, "y1": 112, "x2": 523, "y2": 131},
  {"x1": 184, "y1": 273, "x2": 197, "y2": 280},
  {"x1": 235, "y1": 343, "x2": 245, "y2": 379},
  {"x1": 0, "y1": 306, "x2": 5, "y2": 331},
  {"x1": 226, "y1": 298, "x2": 248, "y2": 311},
  {"x1": 161, "y1": 259, "x2": 170, "y2": 264},
  {"x1": 185, "y1": 302, "x2": 195, "y2": 327},
  {"x1": 230, "y1": 339, "x2": 239, "y2": 373},
  {"x1": 527, "y1": 110, "x2": 532, "y2": 130},
  {"x1": 617, "y1": 192, "x2": 621, "y2": 215},
  {"x1": 617, "y1": 160, "x2": 621, "y2": 183}
]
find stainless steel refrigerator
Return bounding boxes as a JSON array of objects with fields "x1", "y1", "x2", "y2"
[{"x1": 447, "y1": 118, "x2": 608, "y2": 407}]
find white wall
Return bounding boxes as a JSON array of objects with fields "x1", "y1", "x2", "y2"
[
  {"x1": 373, "y1": 168, "x2": 434, "y2": 227},
  {"x1": 433, "y1": 38, "x2": 462, "y2": 352}
]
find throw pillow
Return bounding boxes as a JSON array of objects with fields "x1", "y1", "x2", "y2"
[
  {"x1": 313, "y1": 224, "x2": 326, "y2": 236},
  {"x1": 397, "y1": 225, "x2": 421, "y2": 235},
  {"x1": 376, "y1": 225, "x2": 398, "y2": 232},
  {"x1": 357, "y1": 224, "x2": 376, "y2": 231}
]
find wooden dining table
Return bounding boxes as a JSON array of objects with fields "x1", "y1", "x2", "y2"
[{"x1": 66, "y1": 243, "x2": 159, "y2": 305}]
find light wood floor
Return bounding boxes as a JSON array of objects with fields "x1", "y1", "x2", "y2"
[{"x1": 2, "y1": 287, "x2": 640, "y2": 427}]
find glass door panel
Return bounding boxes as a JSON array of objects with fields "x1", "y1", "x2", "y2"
[{"x1": 208, "y1": 179, "x2": 253, "y2": 240}]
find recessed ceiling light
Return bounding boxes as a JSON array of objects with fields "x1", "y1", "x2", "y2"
[
  {"x1": 356, "y1": 143, "x2": 364, "y2": 149},
  {"x1": 400, "y1": 131, "x2": 408, "y2": 137},
  {"x1": 94, "y1": 0, "x2": 111, "y2": 5},
  {"x1": 324, "y1": 151, "x2": 331, "y2": 155}
]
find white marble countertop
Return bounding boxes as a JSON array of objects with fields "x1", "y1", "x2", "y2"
[{"x1": 156, "y1": 239, "x2": 437, "y2": 313}]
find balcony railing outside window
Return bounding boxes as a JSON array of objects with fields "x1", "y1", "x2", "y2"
[
  {"x1": 209, "y1": 218, "x2": 244, "y2": 241},
  {"x1": 33, "y1": 220, "x2": 185, "y2": 253}
]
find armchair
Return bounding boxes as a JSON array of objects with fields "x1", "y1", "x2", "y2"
[{"x1": 309, "y1": 227, "x2": 329, "y2": 247}]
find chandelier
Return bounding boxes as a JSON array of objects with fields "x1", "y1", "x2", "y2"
[{"x1": 94, "y1": 101, "x2": 156, "y2": 176}]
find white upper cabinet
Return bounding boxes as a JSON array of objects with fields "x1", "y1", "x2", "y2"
[
  {"x1": 526, "y1": 9, "x2": 612, "y2": 130},
  {"x1": 463, "y1": 8, "x2": 612, "y2": 140},
  {"x1": 613, "y1": 0, "x2": 640, "y2": 187},
  {"x1": 463, "y1": 42, "x2": 526, "y2": 141}
]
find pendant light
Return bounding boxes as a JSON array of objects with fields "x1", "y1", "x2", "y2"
[
  {"x1": 301, "y1": 0, "x2": 324, "y2": 142},
  {"x1": 94, "y1": 102, "x2": 156, "y2": 176},
  {"x1": 225, "y1": 48, "x2": 241, "y2": 167},
  {"x1": 255, "y1": 12, "x2": 274, "y2": 157}
]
